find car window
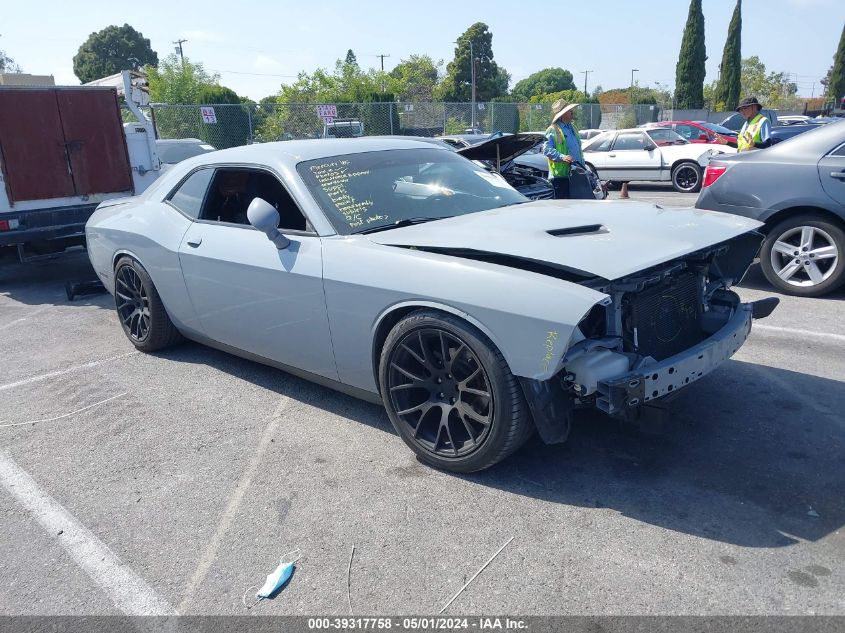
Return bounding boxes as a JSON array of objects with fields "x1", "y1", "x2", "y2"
[
  {"x1": 646, "y1": 128, "x2": 685, "y2": 145},
  {"x1": 674, "y1": 124, "x2": 698, "y2": 140},
  {"x1": 584, "y1": 133, "x2": 613, "y2": 152},
  {"x1": 612, "y1": 132, "x2": 649, "y2": 151},
  {"x1": 167, "y1": 169, "x2": 214, "y2": 219},
  {"x1": 296, "y1": 148, "x2": 527, "y2": 235},
  {"x1": 831, "y1": 143, "x2": 845, "y2": 157},
  {"x1": 199, "y1": 168, "x2": 310, "y2": 232}
]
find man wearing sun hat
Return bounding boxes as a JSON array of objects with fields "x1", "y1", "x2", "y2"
[
  {"x1": 736, "y1": 96, "x2": 771, "y2": 152},
  {"x1": 543, "y1": 99, "x2": 583, "y2": 199}
]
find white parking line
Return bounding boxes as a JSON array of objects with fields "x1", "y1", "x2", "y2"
[
  {"x1": 178, "y1": 394, "x2": 295, "y2": 611},
  {"x1": 0, "y1": 352, "x2": 138, "y2": 392},
  {"x1": 0, "y1": 451, "x2": 178, "y2": 615},
  {"x1": 753, "y1": 323, "x2": 845, "y2": 344}
]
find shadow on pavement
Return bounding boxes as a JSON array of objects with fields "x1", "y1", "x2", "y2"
[
  {"x1": 152, "y1": 340, "x2": 845, "y2": 549},
  {"x1": 738, "y1": 262, "x2": 845, "y2": 300},
  {"x1": 0, "y1": 248, "x2": 109, "y2": 309}
]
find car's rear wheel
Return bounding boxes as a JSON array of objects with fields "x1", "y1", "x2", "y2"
[
  {"x1": 760, "y1": 216, "x2": 845, "y2": 297},
  {"x1": 114, "y1": 257, "x2": 183, "y2": 351},
  {"x1": 671, "y1": 161, "x2": 702, "y2": 193},
  {"x1": 379, "y1": 310, "x2": 533, "y2": 473}
]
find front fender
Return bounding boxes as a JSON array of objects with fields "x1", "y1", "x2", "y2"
[{"x1": 323, "y1": 236, "x2": 608, "y2": 393}]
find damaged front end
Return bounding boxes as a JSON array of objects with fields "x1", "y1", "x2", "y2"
[{"x1": 520, "y1": 231, "x2": 778, "y2": 443}]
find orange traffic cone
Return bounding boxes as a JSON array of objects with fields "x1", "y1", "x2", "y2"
[{"x1": 620, "y1": 182, "x2": 629, "y2": 199}]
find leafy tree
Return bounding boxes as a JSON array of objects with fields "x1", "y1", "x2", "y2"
[
  {"x1": 195, "y1": 85, "x2": 250, "y2": 149},
  {"x1": 0, "y1": 49, "x2": 22, "y2": 73},
  {"x1": 714, "y1": 0, "x2": 742, "y2": 110},
  {"x1": 511, "y1": 68, "x2": 575, "y2": 101},
  {"x1": 344, "y1": 49, "x2": 358, "y2": 68},
  {"x1": 73, "y1": 24, "x2": 158, "y2": 83},
  {"x1": 146, "y1": 54, "x2": 218, "y2": 104},
  {"x1": 674, "y1": 0, "x2": 707, "y2": 108},
  {"x1": 390, "y1": 55, "x2": 442, "y2": 101},
  {"x1": 829, "y1": 24, "x2": 845, "y2": 104},
  {"x1": 436, "y1": 23, "x2": 510, "y2": 102},
  {"x1": 739, "y1": 56, "x2": 799, "y2": 108}
]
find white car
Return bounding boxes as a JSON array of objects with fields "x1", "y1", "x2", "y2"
[{"x1": 583, "y1": 128, "x2": 736, "y2": 193}]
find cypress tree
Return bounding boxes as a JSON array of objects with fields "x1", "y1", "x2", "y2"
[
  {"x1": 714, "y1": 0, "x2": 742, "y2": 110},
  {"x1": 674, "y1": 0, "x2": 707, "y2": 109},
  {"x1": 829, "y1": 24, "x2": 845, "y2": 107}
]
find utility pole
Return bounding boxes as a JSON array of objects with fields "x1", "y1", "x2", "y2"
[
  {"x1": 581, "y1": 70, "x2": 593, "y2": 97},
  {"x1": 173, "y1": 39, "x2": 187, "y2": 65},
  {"x1": 375, "y1": 54, "x2": 391, "y2": 71}
]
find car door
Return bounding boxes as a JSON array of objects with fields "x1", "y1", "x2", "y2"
[
  {"x1": 583, "y1": 132, "x2": 614, "y2": 174},
  {"x1": 606, "y1": 131, "x2": 662, "y2": 181},
  {"x1": 818, "y1": 141, "x2": 845, "y2": 207},
  {"x1": 177, "y1": 166, "x2": 338, "y2": 380}
]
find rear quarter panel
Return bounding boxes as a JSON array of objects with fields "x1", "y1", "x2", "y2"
[{"x1": 86, "y1": 199, "x2": 201, "y2": 334}]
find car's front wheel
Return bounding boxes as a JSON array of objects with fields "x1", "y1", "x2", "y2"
[
  {"x1": 114, "y1": 257, "x2": 183, "y2": 351},
  {"x1": 379, "y1": 310, "x2": 533, "y2": 473},
  {"x1": 671, "y1": 161, "x2": 702, "y2": 193},
  {"x1": 760, "y1": 216, "x2": 845, "y2": 297}
]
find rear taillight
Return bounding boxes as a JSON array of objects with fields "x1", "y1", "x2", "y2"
[
  {"x1": 702, "y1": 164, "x2": 728, "y2": 188},
  {"x1": 0, "y1": 218, "x2": 20, "y2": 232}
]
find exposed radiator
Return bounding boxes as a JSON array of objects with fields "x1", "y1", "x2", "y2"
[{"x1": 623, "y1": 274, "x2": 704, "y2": 361}]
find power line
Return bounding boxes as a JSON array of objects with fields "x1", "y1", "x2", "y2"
[{"x1": 207, "y1": 68, "x2": 298, "y2": 78}]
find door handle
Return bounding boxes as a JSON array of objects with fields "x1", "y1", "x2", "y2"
[
  {"x1": 608, "y1": 154, "x2": 616, "y2": 157},
  {"x1": 186, "y1": 237, "x2": 202, "y2": 247},
  {"x1": 831, "y1": 172, "x2": 845, "y2": 180}
]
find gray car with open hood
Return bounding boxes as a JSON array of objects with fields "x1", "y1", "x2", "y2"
[{"x1": 85, "y1": 137, "x2": 778, "y2": 472}]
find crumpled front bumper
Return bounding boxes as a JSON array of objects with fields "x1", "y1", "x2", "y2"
[{"x1": 596, "y1": 300, "x2": 756, "y2": 417}]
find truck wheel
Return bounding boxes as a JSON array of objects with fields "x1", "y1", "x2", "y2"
[
  {"x1": 760, "y1": 216, "x2": 845, "y2": 297},
  {"x1": 114, "y1": 257, "x2": 183, "y2": 351},
  {"x1": 379, "y1": 310, "x2": 533, "y2": 473}
]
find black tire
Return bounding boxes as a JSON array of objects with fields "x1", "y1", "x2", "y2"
[
  {"x1": 379, "y1": 310, "x2": 533, "y2": 473},
  {"x1": 113, "y1": 257, "x2": 183, "y2": 352},
  {"x1": 671, "y1": 161, "x2": 702, "y2": 193},
  {"x1": 759, "y1": 215, "x2": 845, "y2": 297}
]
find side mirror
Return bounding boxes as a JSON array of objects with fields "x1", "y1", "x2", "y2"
[
  {"x1": 247, "y1": 197, "x2": 290, "y2": 249},
  {"x1": 698, "y1": 134, "x2": 709, "y2": 141},
  {"x1": 643, "y1": 143, "x2": 656, "y2": 151}
]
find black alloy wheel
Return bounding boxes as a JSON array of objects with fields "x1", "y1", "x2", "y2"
[
  {"x1": 379, "y1": 310, "x2": 533, "y2": 472},
  {"x1": 113, "y1": 257, "x2": 183, "y2": 352},
  {"x1": 672, "y1": 161, "x2": 702, "y2": 193},
  {"x1": 387, "y1": 328, "x2": 493, "y2": 458}
]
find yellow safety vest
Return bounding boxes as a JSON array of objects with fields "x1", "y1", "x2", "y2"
[
  {"x1": 737, "y1": 114, "x2": 767, "y2": 152},
  {"x1": 545, "y1": 123, "x2": 581, "y2": 177}
]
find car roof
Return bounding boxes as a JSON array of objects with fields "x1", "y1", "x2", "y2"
[{"x1": 193, "y1": 137, "x2": 452, "y2": 164}]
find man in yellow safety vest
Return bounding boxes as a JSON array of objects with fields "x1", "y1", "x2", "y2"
[
  {"x1": 543, "y1": 99, "x2": 582, "y2": 198},
  {"x1": 736, "y1": 96, "x2": 771, "y2": 152}
]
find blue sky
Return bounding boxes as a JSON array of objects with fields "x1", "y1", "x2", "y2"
[{"x1": 2, "y1": 0, "x2": 843, "y2": 100}]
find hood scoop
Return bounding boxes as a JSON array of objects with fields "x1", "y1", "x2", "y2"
[{"x1": 547, "y1": 224, "x2": 607, "y2": 238}]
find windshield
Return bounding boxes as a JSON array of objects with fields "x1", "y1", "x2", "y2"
[
  {"x1": 699, "y1": 122, "x2": 735, "y2": 135},
  {"x1": 297, "y1": 148, "x2": 528, "y2": 235}
]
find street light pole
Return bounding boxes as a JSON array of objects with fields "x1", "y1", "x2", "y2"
[{"x1": 631, "y1": 68, "x2": 639, "y2": 90}]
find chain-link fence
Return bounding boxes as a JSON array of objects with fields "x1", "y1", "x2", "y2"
[{"x1": 135, "y1": 101, "x2": 673, "y2": 148}]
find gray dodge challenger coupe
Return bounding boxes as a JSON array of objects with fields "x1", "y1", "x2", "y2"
[{"x1": 86, "y1": 138, "x2": 778, "y2": 472}]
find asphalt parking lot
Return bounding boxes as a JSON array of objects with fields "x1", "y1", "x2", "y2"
[{"x1": 1, "y1": 189, "x2": 843, "y2": 616}]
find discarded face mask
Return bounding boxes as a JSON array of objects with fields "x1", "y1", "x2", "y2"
[{"x1": 257, "y1": 550, "x2": 301, "y2": 599}]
